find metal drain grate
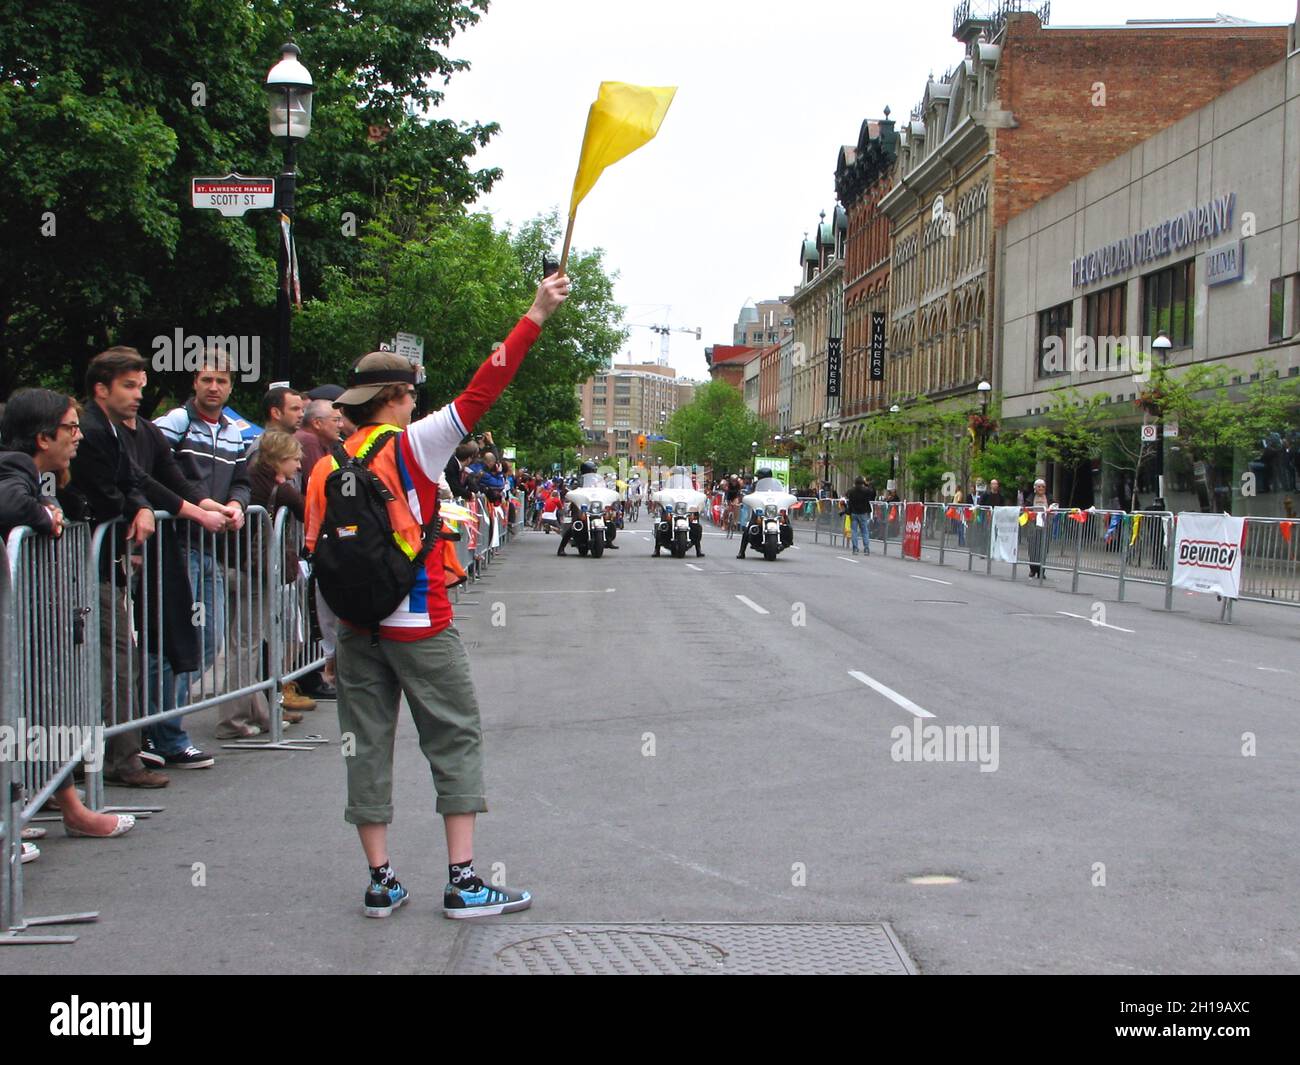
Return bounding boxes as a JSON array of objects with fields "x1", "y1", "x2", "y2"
[{"x1": 444, "y1": 923, "x2": 917, "y2": 975}]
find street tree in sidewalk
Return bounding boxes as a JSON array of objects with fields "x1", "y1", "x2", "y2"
[
  {"x1": 1023, "y1": 389, "x2": 1105, "y2": 506},
  {"x1": 902, "y1": 443, "x2": 947, "y2": 500},
  {"x1": 972, "y1": 435, "x2": 1038, "y2": 491}
]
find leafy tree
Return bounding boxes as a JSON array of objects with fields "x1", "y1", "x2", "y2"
[
  {"x1": 904, "y1": 443, "x2": 947, "y2": 499},
  {"x1": 1, "y1": 0, "x2": 499, "y2": 397},
  {"x1": 973, "y1": 436, "x2": 1037, "y2": 489},
  {"x1": 293, "y1": 205, "x2": 623, "y2": 452},
  {"x1": 666, "y1": 381, "x2": 770, "y2": 475},
  {"x1": 1022, "y1": 388, "x2": 1104, "y2": 505}
]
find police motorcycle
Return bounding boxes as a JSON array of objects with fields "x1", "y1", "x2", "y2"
[
  {"x1": 737, "y1": 470, "x2": 798, "y2": 562},
  {"x1": 558, "y1": 462, "x2": 621, "y2": 558},
  {"x1": 652, "y1": 466, "x2": 707, "y2": 558}
]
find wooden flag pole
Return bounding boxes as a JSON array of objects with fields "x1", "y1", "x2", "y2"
[{"x1": 559, "y1": 212, "x2": 577, "y2": 276}]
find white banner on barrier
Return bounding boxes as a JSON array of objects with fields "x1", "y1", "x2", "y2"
[
  {"x1": 992, "y1": 506, "x2": 1020, "y2": 564},
  {"x1": 1172, "y1": 512, "x2": 1245, "y2": 598}
]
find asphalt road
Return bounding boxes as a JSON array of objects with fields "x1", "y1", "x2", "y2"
[{"x1": 5, "y1": 511, "x2": 1297, "y2": 974}]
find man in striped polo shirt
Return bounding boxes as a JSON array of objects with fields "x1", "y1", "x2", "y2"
[{"x1": 305, "y1": 273, "x2": 568, "y2": 919}]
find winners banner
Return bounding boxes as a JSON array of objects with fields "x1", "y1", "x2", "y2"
[
  {"x1": 826, "y1": 337, "x2": 842, "y2": 397},
  {"x1": 869, "y1": 312, "x2": 885, "y2": 381},
  {"x1": 902, "y1": 502, "x2": 925, "y2": 559},
  {"x1": 1172, "y1": 512, "x2": 1245, "y2": 597}
]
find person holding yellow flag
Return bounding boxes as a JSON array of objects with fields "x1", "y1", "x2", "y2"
[{"x1": 304, "y1": 273, "x2": 569, "y2": 920}]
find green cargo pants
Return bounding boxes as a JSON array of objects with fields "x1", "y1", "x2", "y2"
[{"x1": 335, "y1": 623, "x2": 487, "y2": 823}]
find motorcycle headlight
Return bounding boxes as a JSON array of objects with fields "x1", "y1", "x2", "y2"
[{"x1": 765, "y1": 504, "x2": 778, "y2": 517}]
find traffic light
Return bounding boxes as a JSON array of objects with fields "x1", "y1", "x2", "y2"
[{"x1": 637, "y1": 434, "x2": 647, "y2": 449}]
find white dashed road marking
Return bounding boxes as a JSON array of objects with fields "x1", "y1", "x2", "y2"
[
  {"x1": 1057, "y1": 611, "x2": 1135, "y2": 633},
  {"x1": 848, "y1": 671, "x2": 935, "y2": 719},
  {"x1": 910, "y1": 574, "x2": 953, "y2": 585},
  {"x1": 735, "y1": 595, "x2": 770, "y2": 615}
]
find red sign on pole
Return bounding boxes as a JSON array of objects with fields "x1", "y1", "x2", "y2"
[{"x1": 902, "y1": 502, "x2": 925, "y2": 559}]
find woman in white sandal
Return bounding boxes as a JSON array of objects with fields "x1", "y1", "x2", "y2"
[{"x1": 1, "y1": 389, "x2": 136, "y2": 841}]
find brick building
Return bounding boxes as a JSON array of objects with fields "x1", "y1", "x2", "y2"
[
  {"x1": 704, "y1": 344, "x2": 757, "y2": 388},
  {"x1": 834, "y1": 113, "x2": 900, "y2": 464},
  {"x1": 788, "y1": 207, "x2": 847, "y2": 452},
  {"x1": 578, "y1": 362, "x2": 683, "y2": 465},
  {"x1": 734, "y1": 298, "x2": 794, "y2": 347},
  {"x1": 877, "y1": 2, "x2": 1291, "y2": 489}
]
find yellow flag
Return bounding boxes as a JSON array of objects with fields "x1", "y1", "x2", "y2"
[
  {"x1": 569, "y1": 82, "x2": 676, "y2": 216},
  {"x1": 1129, "y1": 513, "x2": 1143, "y2": 546}
]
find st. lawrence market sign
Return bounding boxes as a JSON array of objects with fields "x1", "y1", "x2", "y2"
[{"x1": 1070, "y1": 193, "x2": 1235, "y2": 289}]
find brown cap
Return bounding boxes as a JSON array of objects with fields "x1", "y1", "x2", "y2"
[{"x1": 333, "y1": 352, "x2": 417, "y2": 407}]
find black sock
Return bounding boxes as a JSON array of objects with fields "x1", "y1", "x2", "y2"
[
  {"x1": 449, "y1": 859, "x2": 481, "y2": 890},
  {"x1": 370, "y1": 861, "x2": 397, "y2": 886}
]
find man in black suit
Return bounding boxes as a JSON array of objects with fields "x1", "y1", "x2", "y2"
[{"x1": 60, "y1": 348, "x2": 165, "y2": 787}]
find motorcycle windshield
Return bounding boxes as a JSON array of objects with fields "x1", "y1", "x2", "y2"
[
  {"x1": 580, "y1": 474, "x2": 604, "y2": 489},
  {"x1": 753, "y1": 477, "x2": 784, "y2": 493},
  {"x1": 664, "y1": 473, "x2": 695, "y2": 490}
]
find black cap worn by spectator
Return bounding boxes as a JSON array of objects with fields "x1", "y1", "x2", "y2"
[{"x1": 306, "y1": 384, "x2": 345, "y2": 402}]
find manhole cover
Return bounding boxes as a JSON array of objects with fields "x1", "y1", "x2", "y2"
[{"x1": 445, "y1": 923, "x2": 917, "y2": 975}]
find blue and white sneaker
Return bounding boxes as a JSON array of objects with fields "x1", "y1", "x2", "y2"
[
  {"x1": 364, "y1": 878, "x2": 409, "y2": 918},
  {"x1": 443, "y1": 881, "x2": 532, "y2": 919}
]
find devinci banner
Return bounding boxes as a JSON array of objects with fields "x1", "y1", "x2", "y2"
[{"x1": 1172, "y1": 512, "x2": 1246, "y2": 598}]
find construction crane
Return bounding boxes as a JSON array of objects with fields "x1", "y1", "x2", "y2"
[{"x1": 626, "y1": 321, "x2": 702, "y2": 366}]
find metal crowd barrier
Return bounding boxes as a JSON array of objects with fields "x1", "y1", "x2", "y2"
[
  {"x1": 272, "y1": 507, "x2": 329, "y2": 701},
  {"x1": 797, "y1": 497, "x2": 1295, "y2": 622},
  {"x1": 1, "y1": 504, "x2": 331, "y2": 944},
  {"x1": 1233, "y1": 515, "x2": 1300, "y2": 616},
  {"x1": 2, "y1": 526, "x2": 101, "y2": 943}
]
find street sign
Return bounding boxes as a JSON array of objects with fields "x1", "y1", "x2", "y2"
[
  {"x1": 1164, "y1": 422, "x2": 1179, "y2": 438},
  {"x1": 1141, "y1": 424, "x2": 1158, "y2": 442},
  {"x1": 191, "y1": 174, "x2": 276, "y2": 216},
  {"x1": 394, "y1": 332, "x2": 424, "y2": 362},
  {"x1": 501, "y1": 447, "x2": 517, "y2": 460}
]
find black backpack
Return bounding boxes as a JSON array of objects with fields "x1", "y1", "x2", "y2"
[{"x1": 311, "y1": 432, "x2": 438, "y2": 637}]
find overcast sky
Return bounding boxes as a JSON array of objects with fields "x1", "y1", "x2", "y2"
[{"x1": 442, "y1": 0, "x2": 1296, "y2": 381}]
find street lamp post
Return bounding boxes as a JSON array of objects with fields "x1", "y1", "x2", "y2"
[
  {"x1": 887, "y1": 404, "x2": 900, "y2": 489},
  {"x1": 265, "y1": 42, "x2": 314, "y2": 385},
  {"x1": 975, "y1": 379, "x2": 991, "y2": 452},
  {"x1": 1152, "y1": 333, "x2": 1172, "y2": 506},
  {"x1": 821, "y1": 421, "x2": 834, "y2": 491}
]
